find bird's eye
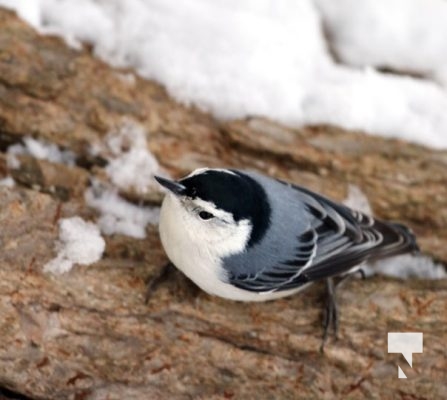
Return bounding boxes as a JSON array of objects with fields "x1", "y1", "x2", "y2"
[{"x1": 199, "y1": 211, "x2": 214, "y2": 220}]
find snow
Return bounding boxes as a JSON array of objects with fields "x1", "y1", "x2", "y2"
[
  {"x1": 367, "y1": 254, "x2": 447, "y2": 280},
  {"x1": 3, "y1": 0, "x2": 447, "y2": 148},
  {"x1": 44, "y1": 217, "x2": 105, "y2": 274},
  {"x1": 0, "y1": 0, "x2": 41, "y2": 26},
  {"x1": 315, "y1": 0, "x2": 447, "y2": 86},
  {"x1": 84, "y1": 120, "x2": 162, "y2": 239},
  {"x1": 6, "y1": 152, "x2": 20, "y2": 170},
  {"x1": 83, "y1": 121, "x2": 162, "y2": 239},
  {"x1": 103, "y1": 121, "x2": 161, "y2": 194},
  {"x1": 0, "y1": 176, "x2": 15, "y2": 187},
  {"x1": 343, "y1": 184, "x2": 373, "y2": 217},
  {"x1": 7, "y1": 137, "x2": 76, "y2": 166},
  {"x1": 3, "y1": 121, "x2": 162, "y2": 240},
  {"x1": 85, "y1": 183, "x2": 160, "y2": 239}
]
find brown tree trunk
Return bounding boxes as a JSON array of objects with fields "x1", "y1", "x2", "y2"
[{"x1": 0, "y1": 9, "x2": 445, "y2": 400}]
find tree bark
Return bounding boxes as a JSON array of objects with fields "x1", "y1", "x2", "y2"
[{"x1": 0, "y1": 9, "x2": 446, "y2": 400}]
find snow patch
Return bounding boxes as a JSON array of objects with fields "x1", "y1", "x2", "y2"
[
  {"x1": 6, "y1": 152, "x2": 20, "y2": 169},
  {"x1": 85, "y1": 184, "x2": 159, "y2": 239},
  {"x1": 103, "y1": 121, "x2": 161, "y2": 194},
  {"x1": 85, "y1": 121, "x2": 162, "y2": 239},
  {"x1": 7, "y1": 137, "x2": 76, "y2": 166},
  {"x1": 343, "y1": 184, "x2": 373, "y2": 216},
  {"x1": 367, "y1": 254, "x2": 447, "y2": 280},
  {"x1": 0, "y1": 176, "x2": 15, "y2": 187},
  {"x1": 44, "y1": 217, "x2": 105, "y2": 274}
]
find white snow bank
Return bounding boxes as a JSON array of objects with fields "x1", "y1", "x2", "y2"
[
  {"x1": 85, "y1": 183, "x2": 160, "y2": 239},
  {"x1": 0, "y1": 0, "x2": 41, "y2": 26},
  {"x1": 44, "y1": 217, "x2": 105, "y2": 274},
  {"x1": 4, "y1": 0, "x2": 447, "y2": 148},
  {"x1": 315, "y1": 0, "x2": 447, "y2": 86},
  {"x1": 7, "y1": 137, "x2": 76, "y2": 166},
  {"x1": 343, "y1": 184, "x2": 446, "y2": 280}
]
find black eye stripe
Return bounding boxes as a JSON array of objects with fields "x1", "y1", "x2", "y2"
[{"x1": 199, "y1": 211, "x2": 214, "y2": 220}]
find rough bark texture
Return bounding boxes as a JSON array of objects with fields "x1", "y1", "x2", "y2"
[{"x1": 0, "y1": 9, "x2": 446, "y2": 400}]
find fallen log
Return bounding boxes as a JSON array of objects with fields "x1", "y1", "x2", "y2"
[{"x1": 0, "y1": 9, "x2": 445, "y2": 400}]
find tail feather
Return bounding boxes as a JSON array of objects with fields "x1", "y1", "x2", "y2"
[
  {"x1": 370, "y1": 219, "x2": 419, "y2": 261},
  {"x1": 287, "y1": 217, "x2": 419, "y2": 285}
]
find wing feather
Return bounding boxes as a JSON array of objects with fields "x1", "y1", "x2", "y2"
[{"x1": 229, "y1": 183, "x2": 418, "y2": 293}]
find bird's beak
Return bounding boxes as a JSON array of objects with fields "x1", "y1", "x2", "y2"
[{"x1": 154, "y1": 175, "x2": 187, "y2": 196}]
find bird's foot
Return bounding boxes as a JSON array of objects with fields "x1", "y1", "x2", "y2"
[
  {"x1": 144, "y1": 262, "x2": 175, "y2": 304},
  {"x1": 320, "y1": 268, "x2": 366, "y2": 352},
  {"x1": 145, "y1": 262, "x2": 201, "y2": 303},
  {"x1": 320, "y1": 278, "x2": 338, "y2": 352}
]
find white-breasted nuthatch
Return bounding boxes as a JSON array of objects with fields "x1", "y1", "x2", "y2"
[{"x1": 152, "y1": 168, "x2": 419, "y2": 347}]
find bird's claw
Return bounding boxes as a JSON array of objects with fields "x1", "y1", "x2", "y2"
[
  {"x1": 320, "y1": 268, "x2": 365, "y2": 352},
  {"x1": 320, "y1": 278, "x2": 339, "y2": 352},
  {"x1": 144, "y1": 262, "x2": 175, "y2": 304}
]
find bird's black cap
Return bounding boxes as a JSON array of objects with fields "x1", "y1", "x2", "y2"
[{"x1": 179, "y1": 170, "x2": 271, "y2": 247}]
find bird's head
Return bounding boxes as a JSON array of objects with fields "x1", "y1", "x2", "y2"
[{"x1": 155, "y1": 168, "x2": 271, "y2": 257}]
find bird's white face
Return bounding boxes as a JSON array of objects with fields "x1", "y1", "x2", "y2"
[{"x1": 160, "y1": 193, "x2": 252, "y2": 261}]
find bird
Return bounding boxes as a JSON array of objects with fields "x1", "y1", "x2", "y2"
[{"x1": 151, "y1": 168, "x2": 419, "y2": 348}]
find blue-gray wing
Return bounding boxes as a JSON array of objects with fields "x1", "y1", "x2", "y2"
[{"x1": 225, "y1": 178, "x2": 417, "y2": 293}]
